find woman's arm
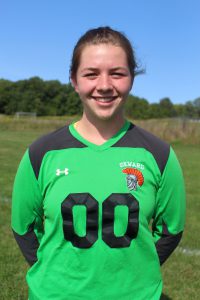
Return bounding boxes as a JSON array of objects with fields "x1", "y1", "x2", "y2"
[
  {"x1": 152, "y1": 147, "x2": 186, "y2": 265},
  {"x1": 11, "y1": 150, "x2": 44, "y2": 266}
]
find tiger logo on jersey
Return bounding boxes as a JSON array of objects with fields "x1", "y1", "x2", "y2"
[{"x1": 122, "y1": 168, "x2": 144, "y2": 191}]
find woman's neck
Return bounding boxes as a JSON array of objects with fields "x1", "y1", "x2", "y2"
[{"x1": 74, "y1": 114, "x2": 126, "y2": 145}]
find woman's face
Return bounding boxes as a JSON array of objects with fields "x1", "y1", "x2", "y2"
[{"x1": 71, "y1": 44, "x2": 133, "y2": 123}]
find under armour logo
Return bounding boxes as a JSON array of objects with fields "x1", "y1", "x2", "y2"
[{"x1": 56, "y1": 168, "x2": 69, "y2": 176}]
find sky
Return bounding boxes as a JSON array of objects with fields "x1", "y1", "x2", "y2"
[{"x1": 0, "y1": 0, "x2": 199, "y2": 104}]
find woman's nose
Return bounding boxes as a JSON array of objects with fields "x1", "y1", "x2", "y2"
[{"x1": 96, "y1": 74, "x2": 113, "y2": 92}]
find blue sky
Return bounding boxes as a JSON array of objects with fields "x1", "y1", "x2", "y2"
[{"x1": 0, "y1": 0, "x2": 199, "y2": 104}]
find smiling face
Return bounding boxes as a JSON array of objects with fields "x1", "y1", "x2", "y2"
[{"x1": 71, "y1": 44, "x2": 133, "y2": 124}]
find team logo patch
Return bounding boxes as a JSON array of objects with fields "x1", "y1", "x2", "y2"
[{"x1": 122, "y1": 168, "x2": 144, "y2": 191}]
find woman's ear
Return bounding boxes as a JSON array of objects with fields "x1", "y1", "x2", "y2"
[{"x1": 71, "y1": 76, "x2": 79, "y2": 93}]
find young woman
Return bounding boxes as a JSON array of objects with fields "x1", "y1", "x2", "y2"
[{"x1": 12, "y1": 27, "x2": 185, "y2": 300}]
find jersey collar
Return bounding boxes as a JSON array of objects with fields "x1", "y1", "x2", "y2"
[{"x1": 69, "y1": 120, "x2": 131, "y2": 152}]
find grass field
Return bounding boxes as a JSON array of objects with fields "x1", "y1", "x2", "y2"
[{"x1": 0, "y1": 116, "x2": 200, "y2": 299}]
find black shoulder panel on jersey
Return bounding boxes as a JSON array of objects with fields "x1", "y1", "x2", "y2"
[
  {"x1": 29, "y1": 126, "x2": 86, "y2": 179},
  {"x1": 112, "y1": 123, "x2": 170, "y2": 175}
]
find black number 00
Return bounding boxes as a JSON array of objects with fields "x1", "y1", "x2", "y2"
[{"x1": 61, "y1": 193, "x2": 139, "y2": 248}]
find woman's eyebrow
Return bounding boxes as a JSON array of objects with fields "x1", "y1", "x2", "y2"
[
  {"x1": 81, "y1": 67, "x2": 99, "y2": 72},
  {"x1": 110, "y1": 67, "x2": 129, "y2": 71},
  {"x1": 81, "y1": 67, "x2": 128, "y2": 72}
]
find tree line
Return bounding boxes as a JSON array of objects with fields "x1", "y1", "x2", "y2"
[{"x1": 0, "y1": 77, "x2": 199, "y2": 119}]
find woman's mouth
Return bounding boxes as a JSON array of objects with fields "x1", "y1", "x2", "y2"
[{"x1": 92, "y1": 96, "x2": 118, "y2": 103}]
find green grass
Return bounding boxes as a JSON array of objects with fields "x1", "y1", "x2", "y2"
[
  {"x1": 161, "y1": 143, "x2": 200, "y2": 300},
  {"x1": 0, "y1": 117, "x2": 199, "y2": 299}
]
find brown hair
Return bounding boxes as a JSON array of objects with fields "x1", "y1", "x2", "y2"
[{"x1": 70, "y1": 26, "x2": 141, "y2": 80}]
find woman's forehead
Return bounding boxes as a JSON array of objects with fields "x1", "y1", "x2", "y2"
[{"x1": 78, "y1": 44, "x2": 129, "y2": 69}]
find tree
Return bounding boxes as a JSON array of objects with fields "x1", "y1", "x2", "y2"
[
  {"x1": 173, "y1": 104, "x2": 186, "y2": 117},
  {"x1": 184, "y1": 100, "x2": 199, "y2": 119},
  {"x1": 0, "y1": 77, "x2": 199, "y2": 118},
  {"x1": 193, "y1": 97, "x2": 200, "y2": 118},
  {"x1": 0, "y1": 79, "x2": 13, "y2": 113},
  {"x1": 159, "y1": 98, "x2": 176, "y2": 118},
  {"x1": 125, "y1": 95, "x2": 149, "y2": 119},
  {"x1": 148, "y1": 103, "x2": 162, "y2": 119}
]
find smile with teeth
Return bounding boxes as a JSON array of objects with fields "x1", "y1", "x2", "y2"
[{"x1": 92, "y1": 96, "x2": 118, "y2": 102}]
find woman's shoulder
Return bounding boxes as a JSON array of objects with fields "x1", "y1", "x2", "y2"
[
  {"x1": 115, "y1": 122, "x2": 170, "y2": 175},
  {"x1": 28, "y1": 125, "x2": 85, "y2": 179}
]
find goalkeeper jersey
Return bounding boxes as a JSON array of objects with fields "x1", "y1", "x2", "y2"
[{"x1": 12, "y1": 120, "x2": 185, "y2": 300}]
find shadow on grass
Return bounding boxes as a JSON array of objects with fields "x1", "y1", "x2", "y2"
[{"x1": 160, "y1": 294, "x2": 172, "y2": 300}]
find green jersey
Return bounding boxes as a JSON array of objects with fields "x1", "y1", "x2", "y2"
[{"x1": 12, "y1": 121, "x2": 185, "y2": 300}]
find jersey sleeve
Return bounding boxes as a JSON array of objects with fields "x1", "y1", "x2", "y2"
[
  {"x1": 11, "y1": 149, "x2": 44, "y2": 266},
  {"x1": 152, "y1": 147, "x2": 186, "y2": 265}
]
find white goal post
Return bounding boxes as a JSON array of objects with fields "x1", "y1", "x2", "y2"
[{"x1": 15, "y1": 112, "x2": 37, "y2": 119}]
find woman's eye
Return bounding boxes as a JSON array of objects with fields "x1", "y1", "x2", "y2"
[
  {"x1": 112, "y1": 73, "x2": 125, "y2": 78},
  {"x1": 84, "y1": 73, "x2": 97, "y2": 78}
]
